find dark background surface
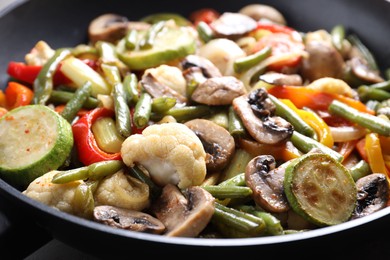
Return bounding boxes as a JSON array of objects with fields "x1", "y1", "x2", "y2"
[{"x1": 0, "y1": 0, "x2": 390, "y2": 259}]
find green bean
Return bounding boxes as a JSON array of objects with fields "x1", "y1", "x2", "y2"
[
  {"x1": 235, "y1": 205, "x2": 284, "y2": 236},
  {"x1": 365, "y1": 80, "x2": 390, "y2": 91},
  {"x1": 60, "y1": 81, "x2": 92, "y2": 123},
  {"x1": 88, "y1": 160, "x2": 124, "y2": 180},
  {"x1": 233, "y1": 46, "x2": 271, "y2": 74},
  {"x1": 49, "y1": 90, "x2": 99, "y2": 109},
  {"x1": 331, "y1": 24, "x2": 345, "y2": 52},
  {"x1": 125, "y1": 29, "x2": 138, "y2": 50},
  {"x1": 101, "y1": 63, "x2": 121, "y2": 86},
  {"x1": 73, "y1": 182, "x2": 94, "y2": 219},
  {"x1": 128, "y1": 164, "x2": 162, "y2": 200},
  {"x1": 350, "y1": 159, "x2": 372, "y2": 181},
  {"x1": 197, "y1": 21, "x2": 214, "y2": 43},
  {"x1": 113, "y1": 82, "x2": 132, "y2": 137},
  {"x1": 33, "y1": 48, "x2": 72, "y2": 105},
  {"x1": 357, "y1": 85, "x2": 390, "y2": 102},
  {"x1": 151, "y1": 96, "x2": 177, "y2": 114},
  {"x1": 228, "y1": 105, "x2": 246, "y2": 138},
  {"x1": 220, "y1": 148, "x2": 253, "y2": 182},
  {"x1": 205, "y1": 109, "x2": 229, "y2": 130},
  {"x1": 51, "y1": 167, "x2": 89, "y2": 184},
  {"x1": 290, "y1": 131, "x2": 344, "y2": 162},
  {"x1": 133, "y1": 92, "x2": 152, "y2": 128},
  {"x1": 329, "y1": 99, "x2": 390, "y2": 136},
  {"x1": 218, "y1": 172, "x2": 246, "y2": 187},
  {"x1": 139, "y1": 20, "x2": 166, "y2": 50},
  {"x1": 347, "y1": 34, "x2": 379, "y2": 71},
  {"x1": 162, "y1": 105, "x2": 212, "y2": 122},
  {"x1": 123, "y1": 73, "x2": 140, "y2": 104},
  {"x1": 202, "y1": 185, "x2": 252, "y2": 199},
  {"x1": 268, "y1": 94, "x2": 316, "y2": 139}
]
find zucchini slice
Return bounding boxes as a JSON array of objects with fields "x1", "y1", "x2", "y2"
[
  {"x1": 284, "y1": 152, "x2": 357, "y2": 226},
  {"x1": 0, "y1": 105, "x2": 73, "y2": 189},
  {"x1": 117, "y1": 26, "x2": 196, "y2": 70}
]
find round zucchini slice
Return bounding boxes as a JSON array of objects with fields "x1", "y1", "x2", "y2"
[
  {"x1": 284, "y1": 152, "x2": 357, "y2": 226},
  {"x1": 0, "y1": 105, "x2": 74, "y2": 189}
]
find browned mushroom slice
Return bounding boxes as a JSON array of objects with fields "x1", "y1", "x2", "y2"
[
  {"x1": 259, "y1": 72, "x2": 303, "y2": 86},
  {"x1": 140, "y1": 72, "x2": 188, "y2": 104},
  {"x1": 300, "y1": 40, "x2": 345, "y2": 82},
  {"x1": 150, "y1": 184, "x2": 215, "y2": 237},
  {"x1": 232, "y1": 89, "x2": 293, "y2": 144},
  {"x1": 245, "y1": 155, "x2": 290, "y2": 213},
  {"x1": 181, "y1": 55, "x2": 222, "y2": 78},
  {"x1": 191, "y1": 76, "x2": 247, "y2": 106},
  {"x1": 347, "y1": 56, "x2": 384, "y2": 84},
  {"x1": 351, "y1": 173, "x2": 389, "y2": 219},
  {"x1": 93, "y1": 205, "x2": 165, "y2": 234},
  {"x1": 88, "y1": 13, "x2": 129, "y2": 44},
  {"x1": 184, "y1": 119, "x2": 235, "y2": 172},
  {"x1": 210, "y1": 12, "x2": 257, "y2": 40}
]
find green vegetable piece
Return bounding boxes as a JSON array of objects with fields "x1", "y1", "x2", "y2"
[
  {"x1": 151, "y1": 96, "x2": 177, "y2": 114},
  {"x1": 73, "y1": 182, "x2": 95, "y2": 219},
  {"x1": 51, "y1": 167, "x2": 89, "y2": 184},
  {"x1": 331, "y1": 24, "x2": 345, "y2": 51},
  {"x1": 202, "y1": 185, "x2": 252, "y2": 199},
  {"x1": 60, "y1": 81, "x2": 92, "y2": 123},
  {"x1": 133, "y1": 92, "x2": 152, "y2": 128},
  {"x1": 113, "y1": 82, "x2": 132, "y2": 138},
  {"x1": 141, "y1": 13, "x2": 191, "y2": 26},
  {"x1": 233, "y1": 46, "x2": 272, "y2": 73},
  {"x1": 49, "y1": 90, "x2": 99, "y2": 109},
  {"x1": 283, "y1": 153, "x2": 357, "y2": 226}
]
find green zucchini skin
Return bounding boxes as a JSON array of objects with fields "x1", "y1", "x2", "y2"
[
  {"x1": 0, "y1": 105, "x2": 74, "y2": 189},
  {"x1": 284, "y1": 152, "x2": 357, "y2": 227}
]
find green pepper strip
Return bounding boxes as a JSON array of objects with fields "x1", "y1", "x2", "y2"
[
  {"x1": 329, "y1": 99, "x2": 390, "y2": 136},
  {"x1": 60, "y1": 81, "x2": 92, "y2": 123},
  {"x1": 32, "y1": 48, "x2": 72, "y2": 105}
]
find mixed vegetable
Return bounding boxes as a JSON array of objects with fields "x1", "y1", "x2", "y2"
[{"x1": 1, "y1": 3, "x2": 390, "y2": 238}]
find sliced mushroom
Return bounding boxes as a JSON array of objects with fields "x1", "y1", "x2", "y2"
[
  {"x1": 259, "y1": 72, "x2": 303, "y2": 86},
  {"x1": 181, "y1": 55, "x2": 222, "y2": 78},
  {"x1": 150, "y1": 184, "x2": 215, "y2": 237},
  {"x1": 140, "y1": 72, "x2": 188, "y2": 104},
  {"x1": 184, "y1": 119, "x2": 235, "y2": 172},
  {"x1": 210, "y1": 12, "x2": 257, "y2": 40},
  {"x1": 351, "y1": 173, "x2": 389, "y2": 219},
  {"x1": 347, "y1": 56, "x2": 384, "y2": 84},
  {"x1": 245, "y1": 155, "x2": 290, "y2": 213},
  {"x1": 93, "y1": 205, "x2": 165, "y2": 234},
  {"x1": 239, "y1": 4, "x2": 287, "y2": 25},
  {"x1": 232, "y1": 88, "x2": 293, "y2": 144},
  {"x1": 191, "y1": 76, "x2": 247, "y2": 106},
  {"x1": 300, "y1": 40, "x2": 345, "y2": 82},
  {"x1": 88, "y1": 13, "x2": 129, "y2": 44}
]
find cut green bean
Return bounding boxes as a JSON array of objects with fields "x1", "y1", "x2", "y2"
[
  {"x1": 88, "y1": 160, "x2": 124, "y2": 180},
  {"x1": 139, "y1": 20, "x2": 166, "y2": 50},
  {"x1": 51, "y1": 167, "x2": 89, "y2": 184},
  {"x1": 268, "y1": 94, "x2": 316, "y2": 139},
  {"x1": 92, "y1": 117, "x2": 125, "y2": 153},
  {"x1": 220, "y1": 148, "x2": 253, "y2": 181},
  {"x1": 357, "y1": 85, "x2": 390, "y2": 102},
  {"x1": 290, "y1": 131, "x2": 344, "y2": 162},
  {"x1": 233, "y1": 46, "x2": 271, "y2": 74},
  {"x1": 151, "y1": 96, "x2": 177, "y2": 114},
  {"x1": 197, "y1": 21, "x2": 214, "y2": 43},
  {"x1": 33, "y1": 48, "x2": 72, "y2": 105},
  {"x1": 133, "y1": 92, "x2": 152, "y2": 128},
  {"x1": 73, "y1": 182, "x2": 95, "y2": 219},
  {"x1": 49, "y1": 90, "x2": 99, "y2": 109},
  {"x1": 60, "y1": 81, "x2": 92, "y2": 123},
  {"x1": 331, "y1": 24, "x2": 345, "y2": 52},
  {"x1": 163, "y1": 105, "x2": 212, "y2": 122},
  {"x1": 113, "y1": 82, "x2": 132, "y2": 137},
  {"x1": 202, "y1": 185, "x2": 252, "y2": 199},
  {"x1": 349, "y1": 159, "x2": 372, "y2": 181},
  {"x1": 228, "y1": 105, "x2": 246, "y2": 138},
  {"x1": 125, "y1": 29, "x2": 138, "y2": 50},
  {"x1": 347, "y1": 34, "x2": 379, "y2": 71},
  {"x1": 205, "y1": 109, "x2": 229, "y2": 130},
  {"x1": 123, "y1": 73, "x2": 140, "y2": 104},
  {"x1": 329, "y1": 99, "x2": 390, "y2": 136},
  {"x1": 218, "y1": 172, "x2": 246, "y2": 187},
  {"x1": 101, "y1": 63, "x2": 121, "y2": 86}
]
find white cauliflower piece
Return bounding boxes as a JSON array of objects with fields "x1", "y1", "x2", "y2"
[
  {"x1": 144, "y1": 64, "x2": 187, "y2": 96},
  {"x1": 121, "y1": 122, "x2": 207, "y2": 189},
  {"x1": 22, "y1": 171, "x2": 83, "y2": 215},
  {"x1": 94, "y1": 170, "x2": 150, "y2": 211},
  {"x1": 25, "y1": 40, "x2": 55, "y2": 66}
]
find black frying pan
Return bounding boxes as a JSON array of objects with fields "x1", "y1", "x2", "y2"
[{"x1": 1, "y1": 0, "x2": 390, "y2": 258}]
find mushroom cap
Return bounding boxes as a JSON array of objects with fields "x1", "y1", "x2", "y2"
[{"x1": 88, "y1": 13, "x2": 129, "y2": 44}]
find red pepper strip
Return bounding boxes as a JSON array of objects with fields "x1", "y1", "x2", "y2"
[
  {"x1": 255, "y1": 23, "x2": 298, "y2": 35},
  {"x1": 355, "y1": 137, "x2": 368, "y2": 162},
  {"x1": 5, "y1": 81, "x2": 34, "y2": 109},
  {"x1": 268, "y1": 85, "x2": 375, "y2": 115},
  {"x1": 7, "y1": 61, "x2": 71, "y2": 86},
  {"x1": 189, "y1": 8, "x2": 220, "y2": 26},
  {"x1": 336, "y1": 139, "x2": 359, "y2": 162},
  {"x1": 72, "y1": 107, "x2": 122, "y2": 165}
]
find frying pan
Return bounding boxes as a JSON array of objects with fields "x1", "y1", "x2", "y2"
[{"x1": 0, "y1": 0, "x2": 390, "y2": 258}]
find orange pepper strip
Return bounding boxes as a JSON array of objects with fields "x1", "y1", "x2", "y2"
[
  {"x1": 365, "y1": 132, "x2": 390, "y2": 181},
  {"x1": 0, "y1": 107, "x2": 8, "y2": 118},
  {"x1": 379, "y1": 136, "x2": 390, "y2": 155},
  {"x1": 5, "y1": 81, "x2": 34, "y2": 109},
  {"x1": 280, "y1": 99, "x2": 334, "y2": 148},
  {"x1": 336, "y1": 139, "x2": 359, "y2": 162},
  {"x1": 0, "y1": 90, "x2": 6, "y2": 107},
  {"x1": 356, "y1": 137, "x2": 368, "y2": 162}
]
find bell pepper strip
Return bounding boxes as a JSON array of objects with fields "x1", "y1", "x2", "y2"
[
  {"x1": 365, "y1": 132, "x2": 390, "y2": 181},
  {"x1": 267, "y1": 85, "x2": 375, "y2": 115},
  {"x1": 355, "y1": 137, "x2": 368, "y2": 162},
  {"x1": 72, "y1": 107, "x2": 122, "y2": 166},
  {"x1": 0, "y1": 90, "x2": 6, "y2": 107},
  {"x1": 7, "y1": 61, "x2": 71, "y2": 86},
  {"x1": 335, "y1": 139, "x2": 359, "y2": 162},
  {"x1": 4, "y1": 81, "x2": 34, "y2": 109},
  {"x1": 280, "y1": 99, "x2": 334, "y2": 148},
  {"x1": 189, "y1": 8, "x2": 220, "y2": 26},
  {"x1": 379, "y1": 136, "x2": 390, "y2": 155},
  {"x1": 54, "y1": 104, "x2": 89, "y2": 118}
]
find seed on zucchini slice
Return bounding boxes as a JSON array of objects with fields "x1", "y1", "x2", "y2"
[
  {"x1": 0, "y1": 105, "x2": 74, "y2": 189},
  {"x1": 283, "y1": 152, "x2": 357, "y2": 226}
]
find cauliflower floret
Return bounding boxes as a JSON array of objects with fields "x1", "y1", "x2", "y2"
[
  {"x1": 25, "y1": 40, "x2": 55, "y2": 66},
  {"x1": 22, "y1": 171, "x2": 83, "y2": 215},
  {"x1": 94, "y1": 170, "x2": 150, "y2": 211},
  {"x1": 121, "y1": 122, "x2": 207, "y2": 189}
]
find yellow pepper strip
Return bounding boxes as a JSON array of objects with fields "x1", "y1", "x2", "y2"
[
  {"x1": 365, "y1": 132, "x2": 390, "y2": 181},
  {"x1": 280, "y1": 99, "x2": 334, "y2": 148}
]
